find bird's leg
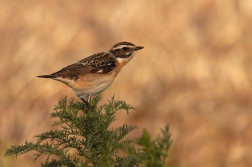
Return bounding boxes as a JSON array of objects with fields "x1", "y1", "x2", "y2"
[
  {"x1": 80, "y1": 96, "x2": 95, "y2": 113},
  {"x1": 81, "y1": 98, "x2": 92, "y2": 111},
  {"x1": 88, "y1": 96, "x2": 91, "y2": 102},
  {"x1": 87, "y1": 96, "x2": 95, "y2": 110}
]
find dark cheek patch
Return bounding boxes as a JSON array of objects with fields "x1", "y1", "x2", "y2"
[
  {"x1": 118, "y1": 51, "x2": 133, "y2": 58},
  {"x1": 116, "y1": 52, "x2": 120, "y2": 56}
]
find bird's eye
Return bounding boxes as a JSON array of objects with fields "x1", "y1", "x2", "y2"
[{"x1": 122, "y1": 47, "x2": 129, "y2": 51}]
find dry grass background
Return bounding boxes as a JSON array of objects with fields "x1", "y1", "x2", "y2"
[{"x1": 1, "y1": 0, "x2": 252, "y2": 166}]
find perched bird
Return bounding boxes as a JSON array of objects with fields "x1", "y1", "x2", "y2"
[{"x1": 38, "y1": 41, "x2": 144, "y2": 108}]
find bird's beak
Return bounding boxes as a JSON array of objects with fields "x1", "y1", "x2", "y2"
[{"x1": 135, "y1": 46, "x2": 144, "y2": 50}]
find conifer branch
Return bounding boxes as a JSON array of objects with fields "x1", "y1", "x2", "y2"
[{"x1": 5, "y1": 95, "x2": 172, "y2": 167}]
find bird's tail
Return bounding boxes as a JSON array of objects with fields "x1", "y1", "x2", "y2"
[{"x1": 37, "y1": 75, "x2": 54, "y2": 78}]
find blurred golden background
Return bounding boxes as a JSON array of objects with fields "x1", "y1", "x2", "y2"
[{"x1": 1, "y1": 0, "x2": 252, "y2": 166}]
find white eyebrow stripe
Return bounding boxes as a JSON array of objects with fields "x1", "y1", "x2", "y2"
[
  {"x1": 114, "y1": 45, "x2": 128, "y2": 49},
  {"x1": 114, "y1": 45, "x2": 135, "y2": 49}
]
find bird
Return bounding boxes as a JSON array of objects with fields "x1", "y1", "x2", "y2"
[{"x1": 37, "y1": 41, "x2": 144, "y2": 109}]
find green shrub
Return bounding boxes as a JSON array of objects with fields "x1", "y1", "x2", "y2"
[{"x1": 5, "y1": 96, "x2": 171, "y2": 167}]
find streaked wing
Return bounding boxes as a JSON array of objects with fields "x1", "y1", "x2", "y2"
[
  {"x1": 79, "y1": 52, "x2": 116, "y2": 73},
  {"x1": 50, "y1": 52, "x2": 116, "y2": 79}
]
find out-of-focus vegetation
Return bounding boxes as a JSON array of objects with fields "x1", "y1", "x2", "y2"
[{"x1": 1, "y1": 1, "x2": 252, "y2": 167}]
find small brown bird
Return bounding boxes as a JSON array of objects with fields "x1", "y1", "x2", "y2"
[{"x1": 38, "y1": 41, "x2": 144, "y2": 108}]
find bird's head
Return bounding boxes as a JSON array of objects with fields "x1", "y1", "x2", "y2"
[{"x1": 109, "y1": 42, "x2": 144, "y2": 61}]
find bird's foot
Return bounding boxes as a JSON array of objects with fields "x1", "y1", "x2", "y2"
[{"x1": 81, "y1": 98, "x2": 94, "y2": 113}]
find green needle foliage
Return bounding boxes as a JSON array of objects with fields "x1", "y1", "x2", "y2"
[{"x1": 5, "y1": 95, "x2": 172, "y2": 167}]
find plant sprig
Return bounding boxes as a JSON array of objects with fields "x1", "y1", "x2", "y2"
[{"x1": 5, "y1": 95, "x2": 171, "y2": 167}]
